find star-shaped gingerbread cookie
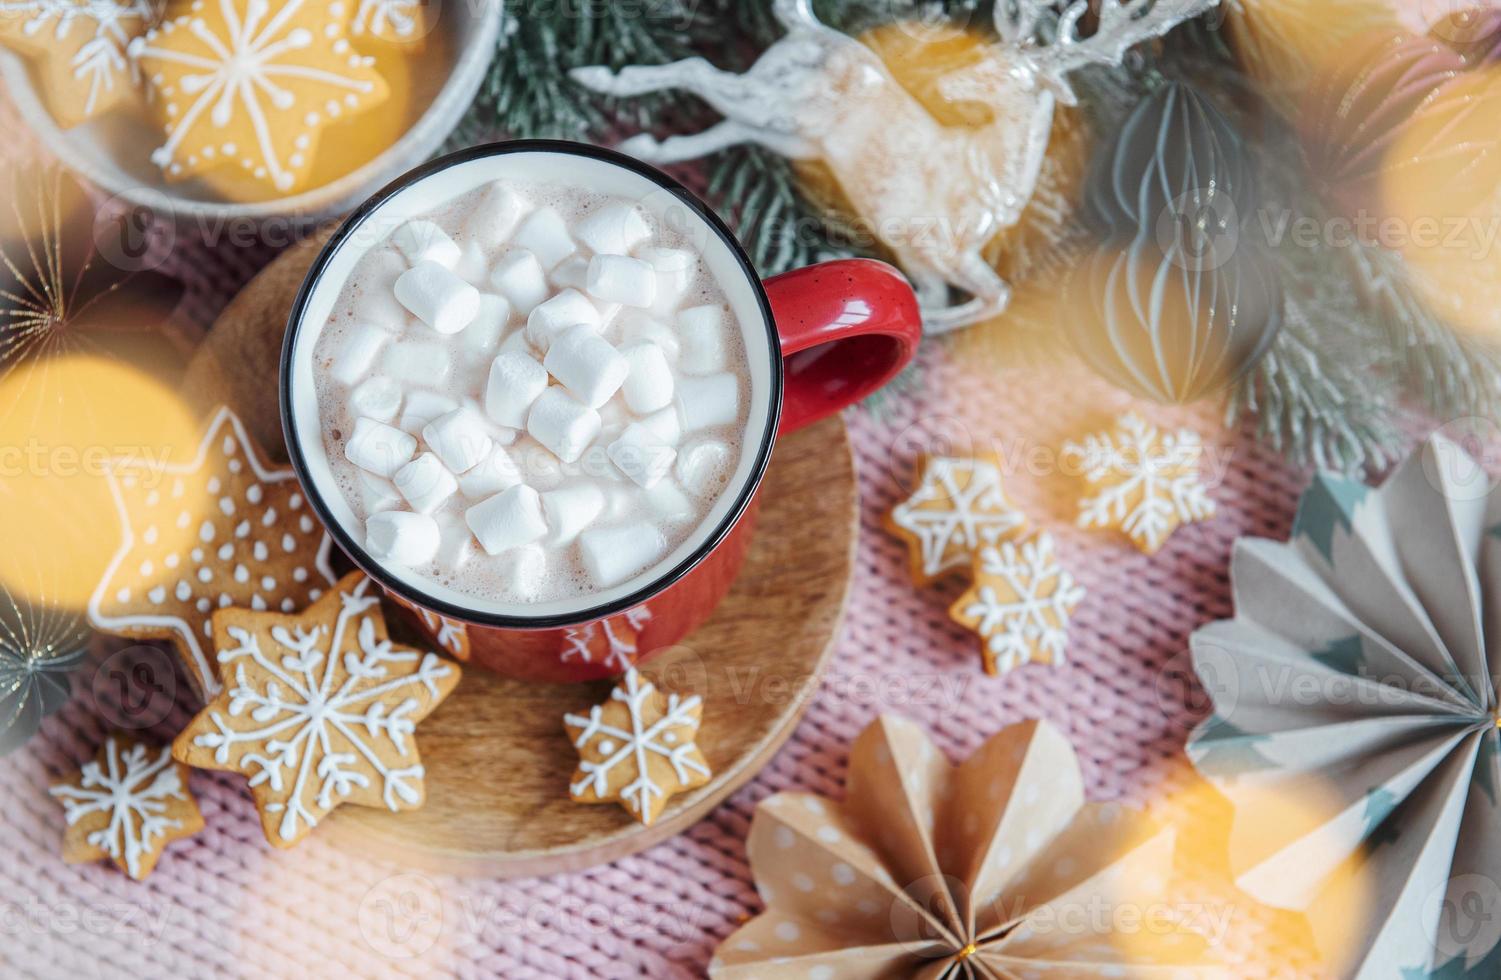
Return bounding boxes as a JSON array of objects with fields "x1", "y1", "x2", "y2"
[
  {"x1": 950, "y1": 534, "x2": 1086, "y2": 676},
  {"x1": 174, "y1": 572, "x2": 461, "y2": 848},
  {"x1": 129, "y1": 0, "x2": 389, "y2": 194},
  {"x1": 50, "y1": 735, "x2": 204, "y2": 880},
  {"x1": 564, "y1": 669, "x2": 711, "y2": 826},
  {"x1": 1061, "y1": 413, "x2": 1216, "y2": 554},
  {"x1": 0, "y1": 0, "x2": 155, "y2": 126},
  {"x1": 88, "y1": 405, "x2": 337, "y2": 700},
  {"x1": 886, "y1": 454, "x2": 1028, "y2": 585}
]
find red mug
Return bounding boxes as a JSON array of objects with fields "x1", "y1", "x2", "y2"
[{"x1": 281, "y1": 141, "x2": 920, "y2": 682}]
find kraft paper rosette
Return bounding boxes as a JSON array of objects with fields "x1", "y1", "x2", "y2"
[
  {"x1": 710, "y1": 716, "x2": 1220, "y2": 978},
  {"x1": 1188, "y1": 435, "x2": 1501, "y2": 978}
]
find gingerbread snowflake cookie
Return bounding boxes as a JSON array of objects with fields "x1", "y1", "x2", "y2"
[
  {"x1": 950, "y1": 533, "x2": 1085, "y2": 676},
  {"x1": 1061, "y1": 413, "x2": 1216, "y2": 554},
  {"x1": 174, "y1": 572, "x2": 461, "y2": 848},
  {"x1": 88, "y1": 405, "x2": 337, "y2": 700},
  {"x1": 128, "y1": 0, "x2": 389, "y2": 194},
  {"x1": 0, "y1": 0, "x2": 155, "y2": 126},
  {"x1": 885, "y1": 454, "x2": 1027, "y2": 585},
  {"x1": 50, "y1": 735, "x2": 204, "y2": 880},
  {"x1": 564, "y1": 669, "x2": 711, "y2": 825}
]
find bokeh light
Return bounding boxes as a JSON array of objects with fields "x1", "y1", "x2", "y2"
[{"x1": 0, "y1": 354, "x2": 202, "y2": 611}]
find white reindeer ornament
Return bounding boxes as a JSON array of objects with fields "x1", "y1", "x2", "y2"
[{"x1": 573, "y1": 0, "x2": 1218, "y2": 334}]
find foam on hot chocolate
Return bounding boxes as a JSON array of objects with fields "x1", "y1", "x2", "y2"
[{"x1": 312, "y1": 178, "x2": 750, "y2": 607}]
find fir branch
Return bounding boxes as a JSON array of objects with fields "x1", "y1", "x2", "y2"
[
  {"x1": 1228, "y1": 290, "x2": 1403, "y2": 475},
  {"x1": 1350, "y1": 243, "x2": 1501, "y2": 425},
  {"x1": 460, "y1": 0, "x2": 707, "y2": 142},
  {"x1": 705, "y1": 146, "x2": 849, "y2": 275}
]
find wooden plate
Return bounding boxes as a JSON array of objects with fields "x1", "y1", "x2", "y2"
[{"x1": 184, "y1": 238, "x2": 858, "y2": 877}]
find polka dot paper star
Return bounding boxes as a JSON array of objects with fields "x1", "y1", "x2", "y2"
[
  {"x1": 88, "y1": 405, "x2": 337, "y2": 700},
  {"x1": 564, "y1": 669, "x2": 711, "y2": 826},
  {"x1": 885, "y1": 454, "x2": 1028, "y2": 585},
  {"x1": 129, "y1": 0, "x2": 390, "y2": 193},
  {"x1": 711, "y1": 716, "x2": 1217, "y2": 978},
  {"x1": 1062, "y1": 413, "x2": 1216, "y2": 554}
]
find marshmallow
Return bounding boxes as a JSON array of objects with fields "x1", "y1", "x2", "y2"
[
  {"x1": 434, "y1": 514, "x2": 475, "y2": 569},
  {"x1": 575, "y1": 202, "x2": 651, "y2": 256},
  {"x1": 638, "y1": 246, "x2": 696, "y2": 311},
  {"x1": 580, "y1": 523, "x2": 668, "y2": 588},
  {"x1": 489, "y1": 249, "x2": 550, "y2": 316},
  {"x1": 637, "y1": 405, "x2": 683, "y2": 447},
  {"x1": 391, "y1": 219, "x2": 461, "y2": 269},
  {"x1": 366, "y1": 511, "x2": 440, "y2": 566},
  {"x1": 357, "y1": 472, "x2": 402, "y2": 513},
  {"x1": 423, "y1": 407, "x2": 494, "y2": 474},
  {"x1": 620, "y1": 342, "x2": 675, "y2": 415},
  {"x1": 607, "y1": 422, "x2": 677, "y2": 488},
  {"x1": 330, "y1": 323, "x2": 387, "y2": 386},
  {"x1": 527, "y1": 386, "x2": 601, "y2": 464},
  {"x1": 675, "y1": 437, "x2": 733, "y2": 498},
  {"x1": 526, "y1": 288, "x2": 601, "y2": 351},
  {"x1": 676, "y1": 373, "x2": 740, "y2": 430},
  {"x1": 395, "y1": 260, "x2": 480, "y2": 335},
  {"x1": 394, "y1": 452, "x2": 458, "y2": 513},
  {"x1": 455, "y1": 241, "x2": 491, "y2": 286},
  {"x1": 545, "y1": 325, "x2": 629, "y2": 409},
  {"x1": 345, "y1": 417, "x2": 416, "y2": 478},
  {"x1": 348, "y1": 375, "x2": 402, "y2": 423},
  {"x1": 381, "y1": 341, "x2": 452, "y2": 386},
  {"x1": 458, "y1": 444, "x2": 523, "y2": 498},
  {"x1": 398, "y1": 390, "x2": 457, "y2": 434},
  {"x1": 619, "y1": 311, "x2": 681, "y2": 364},
  {"x1": 644, "y1": 478, "x2": 695, "y2": 524},
  {"x1": 551, "y1": 255, "x2": 590, "y2": 292},
  {"x1": 484, "y1": 350, "x2": 548, "y2": 428},
  {"x1": 466, "y1": 484, "x2": 548, "y2": 555},
  {"x1": 586, "y1": 254, "x2": 657, "y2": 308},
  {"x1": 677, "y1": 305, "x2": 728, "y2": 374},
  {"x1": 540, "y1": 483, "x2": 605, "y2": 545},
  {"x1": 497, "y1": 544, "x2": 547, "y2": 602},
  {"x1": 498, "y1": 325, "x2": 535, "y2": 357},
  {"x1": 459, "y1": 294, "x2": 509, "y2": 355},
  {"x1": 465, "y1": 182, "x2": 527, "y2": 250},
  {"x1": 512, "y1": 207, "x2": 576, "y2": 269},
  {"x1": 351, "y1": 262, "x2": 410, "y2": 330}
]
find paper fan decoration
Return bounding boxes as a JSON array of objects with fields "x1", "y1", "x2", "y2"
[
  {"x1": 711, "y1": 715, "x2": 1220, "y2": 979},
  {"x1": 1187, "y1": 435, "x2": 1501, "y2": 978}
]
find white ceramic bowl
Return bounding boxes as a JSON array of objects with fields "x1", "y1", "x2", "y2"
[{"x1": 0, "y1": 2, "x2": 502, "y2": 223}]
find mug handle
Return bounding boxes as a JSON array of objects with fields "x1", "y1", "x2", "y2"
[{"x1": 763, "y1": 259, "x2": 923, "y2": 435}]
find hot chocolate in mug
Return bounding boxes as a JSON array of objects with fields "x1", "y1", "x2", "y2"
[{"x1": 281, "y1": 140, "x2": 921, "y2": 682}]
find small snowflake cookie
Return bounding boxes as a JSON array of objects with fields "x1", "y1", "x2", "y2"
[
  {"x1": 128, "y1": 0, "x2": 390, "y2": 195},
  {"x1": 564, "y1": 669, "x2": 711, "y2": 826},
  {"x1": 885, "y1": 454, "x2": 1028, "y2": 585},
  {"x1": 950, "y1": 533, "x2": 1085, "y2": 676},
  {"x1": 173, "y1": 571, "x2": 462, "y2": 848},
  {"x1": 0, "y1": 0, "x2": 155, "y2": 126},
  {"x1": 88, "y1": 405, "x2": 338, "y2": 701},
  {"x1": 1061, "y1": 413, "x2": 1216, "y2": 554},
  {"x1": 50, "y1": 735, "x2": 204, "y2": 880}
]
